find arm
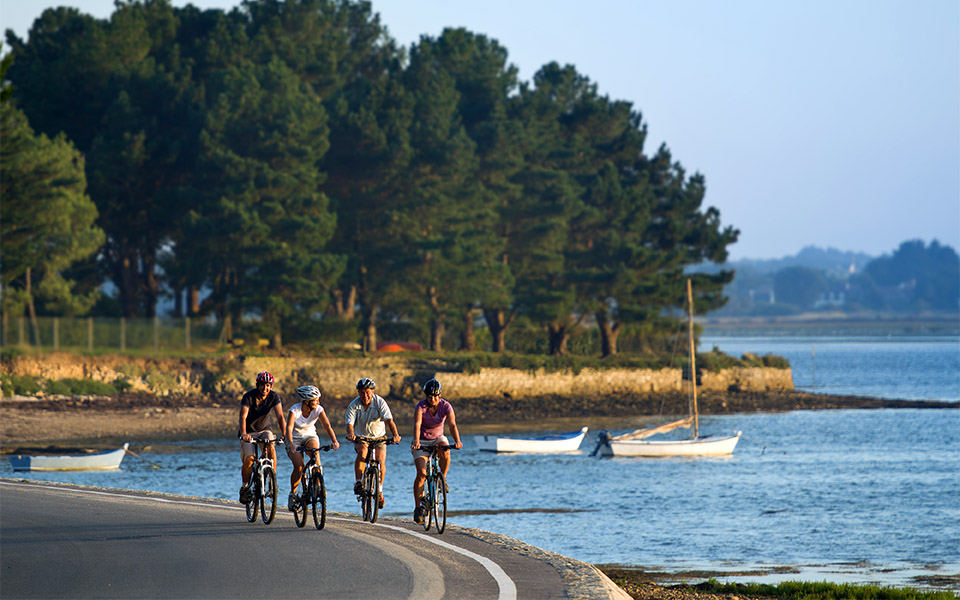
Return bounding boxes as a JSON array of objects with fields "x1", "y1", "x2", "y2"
[
  {"x1": 239, "y1": 405, "x2": 252, "y2": 442},
  {"x1": 284, "y1": 410, "x2": 296, "y2": 451},
  {"x1": 344, "y1": 403, "x2": 356, "y2": 441},
  {"x1": 446, "y1": 409, "x2": 463, "y2": 449},
  {"x1": 385, "y1": 418, "x2": 401, "y2": 444},
  {"x1": 411, "y1": 408, "x2": 423, "y2": 450},
  {"x1": 318, "y1": 412, "x2": 340, "y2": 450},
  {"x1": 273, "y1": 403, "x2": 287, "y2": 439}
]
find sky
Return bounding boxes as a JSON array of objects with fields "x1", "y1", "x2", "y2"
[{"x1": 2, "y1": 0, "x2": 958, "y2": 261}]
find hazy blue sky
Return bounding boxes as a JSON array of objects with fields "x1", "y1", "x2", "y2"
[{"x1": 3, "y1": 0, "x2": 958, "y2": 260}]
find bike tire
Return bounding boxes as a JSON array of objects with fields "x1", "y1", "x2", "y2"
[
  {"x1": 361, "y1": 467, "x2": 374, "y2": 522},
  {"x1": 435, "y1": 472, "x2": 448, "y2": 534},
  {"x1": 245, "y1": 479, "x2": 259, "y2": 523},
  {"x1": 369, "y1": 464, "x2": 380, "y2": 524},
  {"x1": 260, "y1": 466, "x2": 278, "y2": 525},
  {"x1": 312, "y1": 470, "x2": 326, "y2": 530},
  {"x1": 423, "y1": 477, "x2": 435, "y2": 531},
  {"x1": 293, "y1": 474, "x2": 307, "y2": 528}
]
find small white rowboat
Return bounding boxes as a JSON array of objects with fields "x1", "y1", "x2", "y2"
[
  {"x1": 8, "y1": 443, "x2": 129, "y2": 472},
  {"x1": 475, "y1": 427, "x2": 588, "y2": 453}
]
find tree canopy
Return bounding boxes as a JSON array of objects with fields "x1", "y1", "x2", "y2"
[{"x1": 2, "y1": 0, "x2": 740, "y2": 355}]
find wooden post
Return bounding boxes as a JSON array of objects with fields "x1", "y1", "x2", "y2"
[
  {"x1": 185, "y1": 317, "x2": 191, "y2": 350},
  {"x1": 154, "y1": 316, "x2": 159, "y2": 351},
  {"x1": 687, "y1": 278, "x2": 699, "y2": 439},
  {"x1": 120, "y1": 317, "x2": 126, "y2": 352},
  {"x1": 88, "y1": 317, "x2": 94, "y2": 351},
  {"x1": 53, "y1": 318, "x2": 59, "y2": 350},
  {"x1": 18, "y1": 317, "x2": 24, "y2": 346}
]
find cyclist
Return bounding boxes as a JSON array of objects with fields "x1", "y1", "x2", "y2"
[
  {"x1": 284, "y1": 385, "x2": 340, "y2": 510},
  {"x1": 344, "y1": 377, "x2": 401, "y2": 509},
  {"x1": 238, "y1": 371, "x2": 286, "y2": 503},
  {"x1": 411, "y1": 378, "x2": 462, "y2": 523}
]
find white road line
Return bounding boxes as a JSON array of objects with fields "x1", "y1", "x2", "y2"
[{"x1": 1, "y1": 481, "x2": 518, "y2": 600}]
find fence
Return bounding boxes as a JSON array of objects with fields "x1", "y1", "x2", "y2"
[{"x1": 0, "y1": 316, "x2": 221, "y2": 353}]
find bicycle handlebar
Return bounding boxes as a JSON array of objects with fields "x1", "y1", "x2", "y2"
[
  {"x1": 296, "y1": 444, "x2": 334, "y2": 453},
  {"x1": 353, "y1": 436, "x2": 398, "y2": 445},
  {"x1": 421, "y1": 444, "x2": 459, "y2": 452}
]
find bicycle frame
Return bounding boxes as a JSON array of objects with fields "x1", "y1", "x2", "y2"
[
  {"x1": 355, "y1": 436, "x2": 393, "y2": 524},
  {"x1": 293, "y1": 444, "x2": 330, "y2": 530},
  {"x1": 245, "y1": 437, "x2": 282, "y2": 525},
  {"x1": 419, "y1": 444, "x2": 456, "y2": 534}
]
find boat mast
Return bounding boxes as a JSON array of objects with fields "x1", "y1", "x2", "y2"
[{"x1": 687, "y1": 278, "x2": 699, "y2": 438}]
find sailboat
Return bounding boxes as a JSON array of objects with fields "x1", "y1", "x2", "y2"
[{"x1": 595, "y1": 280, "x2": 741, "y2": 457}]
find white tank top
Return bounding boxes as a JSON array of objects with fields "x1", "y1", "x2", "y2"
[{"x1": 290, "y1": 402, "x2": 324, "y2": 438}]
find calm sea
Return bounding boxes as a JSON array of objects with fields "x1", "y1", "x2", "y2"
[{"x1": 4, "y1": 336, "x2": 959, "y2": 590}]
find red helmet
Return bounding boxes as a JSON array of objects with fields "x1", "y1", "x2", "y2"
[{"x1": 256, "y1": 372, "x2": 274, "y2": 384}]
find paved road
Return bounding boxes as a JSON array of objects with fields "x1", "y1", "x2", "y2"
[{"x1": 0, "y1": 480, "x2": 624, "y2": 599}]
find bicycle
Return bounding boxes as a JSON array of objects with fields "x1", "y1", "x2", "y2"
[
  {"x1": 244, "y1": 436, "x2": 283, "y2": 525},
  {"x1": 353, "y1": 436, "x2": 396, "y2": 524},
  {"x1": 418, "y1": 444, "x2": 457, "y2": 534},
  {"x1": 291, "y1": 443, "x2": 332, "y2": 530}
]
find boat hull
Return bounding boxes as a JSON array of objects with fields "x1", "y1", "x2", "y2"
[
  {"x1": 600, "y1": 432, "x2": 740, "y2": 457},
  {"x1": 475, "y1": 427, "x2": 588, "y2": 453},
  {"x1": 9, "y1": 444, "x2": 129, "y2": 472}
]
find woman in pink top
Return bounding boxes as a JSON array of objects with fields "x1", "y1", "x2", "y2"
[{"x1": 410, "y1": 378, "x2": 462, "y2": 523}]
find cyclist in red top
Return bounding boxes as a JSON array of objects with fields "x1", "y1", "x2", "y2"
[{"x1": 238, "y1": 372, "x2": 286, "y2": 503}]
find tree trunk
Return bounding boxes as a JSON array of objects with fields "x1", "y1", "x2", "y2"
[
  {"x1": 460, "y1": 307, "x2": 477, "y2": 351},
  {"x1": 115, "y1": 245, "x2": 140, "y2": 318},
  {"x1": 219, "y1": 314, "x2": 233, "y2": 344},
  {"x1": 143, "y1": 254, "x2": 158, "y2": 318},
  {"x1": 483, "y1": 308, "x2": 509, "y2": 353},
  {"x1": 596, "y1": 311, "x2": 621, "y2": 357},
  {"x1": 362, "y1": 306, "x2": 378, "y2": 353},
  {"x1": 332, "y1": 285, "x2": 357, "y2": 320},
  {"x1": 25, "y1": 267, "x2": 41, "y2": 347},
  {"x1": 547, "y1": 323, "x2": 568, "y2": 356},
  {"x1": 430, "y1": 319, "x2": 445, "y2": 352},
  {"x1": 188, "y1": 286, "x2": 200, "y2": 315}
]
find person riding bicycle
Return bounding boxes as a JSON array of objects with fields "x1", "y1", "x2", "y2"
[
  {"x1": 411, "y1": 378, "x2": 462, "y2": 523},
  {"x1": 344, "y1": 377, "x2": 401, "y2": 509},
  {"x1": 284, "y1": 385, "x2": 340, "y2": 510},
  {"x1": 238, "y1": 371, "x2": 286, "y2": 503}
]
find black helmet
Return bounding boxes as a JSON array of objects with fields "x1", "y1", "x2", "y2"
[
  {"x1": 423, "y1": 378, "x2": 441, "y2": 396},
  {"x1": 356, "y1": 377, "x2": 376, "y2": 390}
]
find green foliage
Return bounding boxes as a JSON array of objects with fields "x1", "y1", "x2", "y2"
[
  {"x1": 1, "y1": 374, "x2": 42, "y2": 396},
  {"x1": 695, "y1": 578, "x2": 954, "y2": 600},
  {"x1": 44, "y1": 378, "x2": 118, "y2": 396}
]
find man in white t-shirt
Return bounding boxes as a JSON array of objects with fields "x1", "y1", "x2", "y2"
[
  {"x1": 284, "y1": 385, "x2": 339, "y2": 510},
  {"x1": 344, "y1": 377, "x2": 401, "y2": 508}
]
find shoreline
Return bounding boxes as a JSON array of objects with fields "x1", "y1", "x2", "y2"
[{"x1": 0, "y1": 390, "x2": 955, "y2": 450}]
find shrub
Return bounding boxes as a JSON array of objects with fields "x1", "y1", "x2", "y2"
[
  {"x1": 1, "y1": 374, "x2": 42, "y2": 396},
  {"x1": 45, "y1": 378, "x2": 119, "y2": 396}
]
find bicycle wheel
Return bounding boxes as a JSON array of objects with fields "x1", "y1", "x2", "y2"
[
  {"x1": 245, "y1": 477, "x2": 259, "y2": 523},
  {"x1": 361, "y1": 467, "x2": 374, "y2": 522},
  {"x1": 260, "y1": 466, "x2": 278, "y2": 524},
  {"x1": 423, "y1": 476, "x2": 435, "y2": 531},
  {"x1": 435, "y1": 473, "x2": 448, "y2": 534},
  {"x1": 368, "y1": 464, "x2": 380, "y2": 524},
  {"x1": 311, "y1": 470, "x2": 326, "y2": 530},
  {"x1": 293, "y1": 474, "x2": 307, "y2": 528}
]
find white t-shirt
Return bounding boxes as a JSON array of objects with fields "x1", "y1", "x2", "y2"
[
  {"x1": 289, "y1": 402, "x2": 324, "y2": 439},
  {"x1": 344, "y1": 394, "x2": 393, "y2": 438}
]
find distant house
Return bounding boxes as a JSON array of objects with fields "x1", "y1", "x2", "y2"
[{"x1": 749, "y1": 285, "x2": 775, "y2": 304}]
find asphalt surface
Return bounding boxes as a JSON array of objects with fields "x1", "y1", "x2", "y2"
[{"x1": 0, "y1": 479, "x2": 626, "y2": 599}]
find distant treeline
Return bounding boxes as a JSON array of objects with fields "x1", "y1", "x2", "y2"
[
  {"x1": 1, "y1": 0, "x2": 737, "y2": 356},
  {"x1": 703, "y1": 241, "x2": 960, "y2": 316}
]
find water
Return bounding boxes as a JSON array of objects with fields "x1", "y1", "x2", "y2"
[
  {"x1": 701, "y1": 334, "x2": 960, "y2": 401},
  {"x1": 4, "y1": 336, "x2": 959, "y2": 590}
]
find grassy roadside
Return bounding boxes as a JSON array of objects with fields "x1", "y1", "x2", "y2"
[{"x1": 600, "y1": 568, "x2": 958, "y2": 600}]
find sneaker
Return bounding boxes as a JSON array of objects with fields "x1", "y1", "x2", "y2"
[
  {"x1": 353, "y1": 481, "x2": 363, "y2": 495},
  {"x1": 378, "y1": 493, "x2": 385, "y2": 509},
  {"x1": 413, "y1": 506, "x2": 423, "y2": 523},
  {"x1": 239, "y1": 483, "x2": 251, "y2": 503},
  {"x1": 288, "y1": 493, "x2": 298, "y2": 511}
]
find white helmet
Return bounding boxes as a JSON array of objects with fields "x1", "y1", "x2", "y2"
[{"x1": 296, "y1": 385, "x2": 321, "y2": 400}]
